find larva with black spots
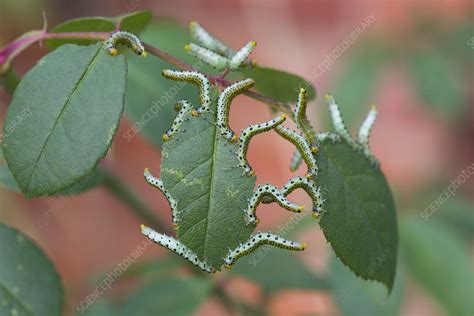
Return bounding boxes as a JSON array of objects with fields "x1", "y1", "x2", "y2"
[
  {"x1": 217, "y1": 79, "x2": 255, "y2": 141},
  {"x1": 141, "y1": 225, "x2": 215, "y2": 273},
  {"x1": 245, "y1": 183, "x2": 304, "y2": 224},
  {"x1": 185, "y1": 43, "x2": 229, "y2": 71},
  {"x1": 316, "y1": 131, "x2": 340, "y2": 143},
  {"x1": 282, "y1": 176, "x2": 324, "y2": 218},
  {"x1": 162, "y1": 100, "x2": 196, "y2": 142},
  {"x1": 237, "y1": 114, "x2": 286, "y2": 176},
  {"x1": 162, "y1": 70, "x2": 211, "y2": 112},
  {"x1": 189, "y1": 21, "x2": 234, "y2": 57},
  {"x1": 324, "y1": 94, "x2": 352, "y2": 143},
  {"x1": 357, "y1": 105, "x2": 377, "y2": 146},
  {"x1": 323, "y1": 94, "x2": 379, "y2": 165},
  {"x1": 275, "y1": 126, "x2": 318, "y2": 179},
  {"x1": 290, "y1": 88, "x2": 315, "y2": 172},
  {"x1": 188, "y1": 21, "x2": 255, "y2": 69},
  {"x1": 104, "y1": 31, "x2": 147, "y2": 57},
  {"x1": 224, "y1": 231, "x2": 305, "y2": 268},
  {"x1": 357, "y1": 105, "x2": 377, "y2": 162},
  {"x1": 294, "y1": 88, "x2": 308, "y2": 128},
  {"x1": 229, "y1": 41, "x2": 257, "y2": 70},
  {"x1": 144, "y1": 168, "x2": 180, "y2": 228}
]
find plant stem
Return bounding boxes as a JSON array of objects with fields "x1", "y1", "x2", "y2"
[
  {"x1": 100, "y1": 168, "x2": 170, "y2": 234},
  {"x1": 1, "y1": 30, "x2": 295, "y2": 119},
  {"x1": 142, "y1": 43, "x2": 293, "y2": 116},
  {"x1": 43, "y1": 31, "x2": 110, "y2": 40}
]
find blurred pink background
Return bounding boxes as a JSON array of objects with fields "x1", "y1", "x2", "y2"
[{"x1": 1, "y1": 0, "x2": 473, "y2": 315}]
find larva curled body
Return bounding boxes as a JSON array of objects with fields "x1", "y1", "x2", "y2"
[
  {"x1": 217, "y1": 79, "x2": 255, "y2": 141},
  {"x1": 104, "y1": 31, "x2": 146, "y2": 57},
  {"x1": 144, "y1": 169, "x2": 180, "y2": 227},
  {"x1": 162, "y1": 70, "x2": 211, "y2": 112},
  {"x1": 141, "y1": 225, "x2": 215, "y2": 273},
  {"x1": 275, "y1": 126, "x2": 318, "y2": 179},
  {"x1": 245, "y1": 183, "x2": 304, "y2": 224},
  {"x1": 185, "y1": 43, "x2": 229, "y2": 71},
  {"x1": 237, "y1": 114, "x2": 286, "y2": 176},
  {"x1": 288, "y1": 88, "x2": 309, "y2": 172},
  {"x1": 282, "y1": 176, "x2": 324, "y2": 218},
  {"x1": 224, "y1": 231, "x2": 305, "y2": 268}
]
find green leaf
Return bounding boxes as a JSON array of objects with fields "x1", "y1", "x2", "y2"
[
  {"x1": 232, "y1": 249, "x2": 327, "y2": 293},
  {"x1": 46, "y1": 10, "x2": 152, "y2": 50},
  {"x1": 331, "y1": 42, "x2": 386, "y2": 126},
  {"x1": 116, "y1": 11, "x2": 152, "y2": 34},
  {"x1": 407, "y1": 50, "x2": 464, "y2": 119},
  {"x1": 316, "y1": 139, "x2": 398, "y2": 291},
  {"x1": 54, "y1": 169, "x2": 103, "y2": 195},
  {"x1": 0, "y1": 162, "x2": 103, "y2": 195},
  {"x1": 124, "y1": 20, "x2": 213, "y2": 149},
  {"x1": 0, "y1": 224, "x2": 63, "y2": 316},
  {"x1": 400, "y1": 218, "x2": 474, "y2": 316},
  {"x1": 235, "y1": 66, "x2": 316, "y2": 104},
  {"x1": 2, "y1": 43, "x2": 126, "y2": 198},
  {"x1": 46, "y1": 18, "x2": 115, "y2": 50},
  {"x1": 161, "y1": 107, "x2": 255, "y2": 269},
  {"x1": 0, "y1": 68, "x2": 21, "y2": 94},
  {"x1": 116, "y1": 277, "x2": 211, "y2": 316},
  {"x1": 329, "y1": 253, "x2": 403, "y2": 316}
]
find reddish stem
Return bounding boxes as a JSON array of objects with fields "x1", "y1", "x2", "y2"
[{"x1": 0, "y1": 29, "x2": 293, "y2": 116}]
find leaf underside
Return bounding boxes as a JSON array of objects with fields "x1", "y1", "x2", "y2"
[
  {"x1": 2, "y1": 43, "x2": 126, "y2": 198},
  {"x1": 317, "y1": 138, "x2": 398, "y2": 291},
  {"x1": 159, "y1": 108, "x2": 256, "y2": 269}
]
